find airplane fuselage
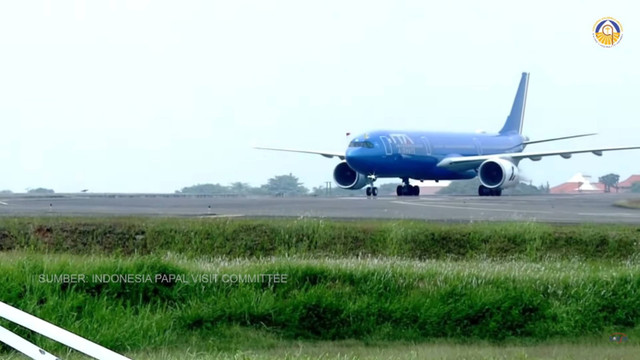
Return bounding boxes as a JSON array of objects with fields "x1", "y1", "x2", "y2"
[
  {"x1": 345, "y1": 130, "x2": 525, "y2": 180},
  {"x1": 258, "y1": 72, "x2": 640, "y2": 197}
]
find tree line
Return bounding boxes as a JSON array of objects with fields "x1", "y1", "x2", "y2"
[
  {"x1": 4, "y1": 173, "x2": 636, "y2": 196},
  {"x1": 176, "y1": 175, "x2": 552, "y2": 196},
  {"x1": 176, "y1": 172, "x2": 640, "y2": 196},
  {"x1": 177, "y1": 174, "x2": 309, "y2": 196}
]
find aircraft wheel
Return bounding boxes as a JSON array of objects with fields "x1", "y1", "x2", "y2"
[
  {"x1": 494, "y1": 189, "x2": 502, "y2": 196},
  {"x1": 366, "y1": 187, "x2": 372, "y2": 197},
  {"x1": 396, "y1": 185, "x2": 403, "y2": 196},
  {"x1": 478, "y1": 185, "x2": 490, "y2": 196},
  {"x1": 372, "y1": 187, "x2": 378, "y2": 197},
  {"x1": 413, "y1": 185, "x2": 420, "y2": 196}
]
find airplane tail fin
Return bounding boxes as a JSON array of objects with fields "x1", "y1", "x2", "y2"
[{"x1": 499, "y1": 72, "x2": 529, "y2": 135}]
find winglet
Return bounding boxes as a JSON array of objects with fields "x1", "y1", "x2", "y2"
[{"x1": 499, "y1": 72, "x2": 529, "y2": 135}]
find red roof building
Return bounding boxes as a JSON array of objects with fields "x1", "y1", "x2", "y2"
[
  {"x1": 550, "y1": 173, "x2": 605, "y2": 194},
  {"x1": 619, "y1": 175, "x2": 640, "y2": 189},
  {"x1": 550, "y1": 174, "x2": 640, "y2": 194}
]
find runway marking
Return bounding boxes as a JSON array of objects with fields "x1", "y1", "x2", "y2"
[
  {"x1": 198, "y1": 214, "x2": 244, "y2": 218},
  {"x1": 391, "y1": 201, "x2": 551, "y2": 214},
  {"x1": 0, "y1": 201, "x2": 8, "y2": 206},
  {"x1": 578, "y1": 212, "x2": 640, "y2": 218},
  {"x1": 401, "y1": 199, "x2": 508, "y2": 207},
  {"x1": 434, "y1": 201, "x2": 506, "y2": 207}
]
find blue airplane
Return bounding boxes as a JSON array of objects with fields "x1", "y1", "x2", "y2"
[{"x1": 257, "y1": 73, "x2": 640, "y2": 196}]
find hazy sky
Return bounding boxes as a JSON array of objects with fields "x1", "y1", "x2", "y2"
[{"x1": 0, "y1": 0, "x2": 638, "y2": 192}]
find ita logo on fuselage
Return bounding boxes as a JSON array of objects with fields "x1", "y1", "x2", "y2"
[
  {"x1": 593, "y1": 17, "x2": 623, "y2": 47},
  {"x1": 389, "y1": 133, "x2": 414, "y2": 145},
  {"x1": 389, "y1": 133, "x2": 419, "y2": 155}
]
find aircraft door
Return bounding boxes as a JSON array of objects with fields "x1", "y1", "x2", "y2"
[
  {"x1": 473, "y1": 138, "x2": 483, "y2": 155},
  {"x1": 380, "y1": 136, "x2": 393, "y2": 155},
  {"x1": 421, "y1": 136, "x2": 432, "y2": 155}
]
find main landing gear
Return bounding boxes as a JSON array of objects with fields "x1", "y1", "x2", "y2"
[
  {"x1": 366, "y1": 175, "x2": 378, "y2": 197},
  {"x1": 478, "y1": 185, "x2": 502, "y2": 196},
  {"x1": 396, "y1": 178, "x2": 420, "y2": 196}
]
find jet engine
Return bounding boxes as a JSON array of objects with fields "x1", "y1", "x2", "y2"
[
  {"x1": 333, "y1": 162, "x2": 368, "y2": 189},
  {"x1": 478, "y1": 158, "x2": 519, "y2": 189}
]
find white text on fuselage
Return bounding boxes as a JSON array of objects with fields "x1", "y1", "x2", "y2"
[{"x1": 389, "y1": 133, "x2": 420, "y2": 155}]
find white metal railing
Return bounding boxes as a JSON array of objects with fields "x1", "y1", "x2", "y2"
[{"x1": 0, "y1": 301, "x2": 131, "y2": 360}]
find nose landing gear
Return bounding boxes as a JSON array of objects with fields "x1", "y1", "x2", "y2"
[{"x1": 366, "y1": 175, "x2": 378, "y2": 197}]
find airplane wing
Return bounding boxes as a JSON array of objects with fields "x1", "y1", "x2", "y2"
[
  {"x1": 254, "y1": 147, "x2": 345, "y2": 160},
  {"x1": 437, "y1": 146, "x2": 640, "y2": 172},
  {"x1": 522, "y1": 133, "x2": 597, "y2": 145}
]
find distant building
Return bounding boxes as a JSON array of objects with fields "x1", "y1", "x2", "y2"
[
  {"x1": 618, "y1": 175, "x2": 640, "y2": 191},
  {"x1": 550, "y1": 173, "x2": 604, "y2": 194}
]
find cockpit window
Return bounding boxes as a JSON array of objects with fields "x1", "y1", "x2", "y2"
[{"x1": 349, "y1": 140, "x2": 374, "y2": 148}]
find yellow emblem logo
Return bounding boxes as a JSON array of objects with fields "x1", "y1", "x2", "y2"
[{"x1": 593, "y1": 17, "x2": 623, "y2": 47}]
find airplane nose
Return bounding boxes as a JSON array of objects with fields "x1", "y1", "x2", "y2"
[
  {"x1": 345, "y1": 146, "x2": 363, "y2": 161},
  {"x1": 345, "y1": 147, "x2": 357, "y2": 160},
  {"x1": 345, "y1": 147, "x2": 369, "y2": 172}
]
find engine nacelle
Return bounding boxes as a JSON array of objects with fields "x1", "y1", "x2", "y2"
[
  {"x1": 478, "y1": 158, "x2": 519, "y2": 189},
  {"x1": 333, "y1": 162, "x2": 368, "y2": 189}
]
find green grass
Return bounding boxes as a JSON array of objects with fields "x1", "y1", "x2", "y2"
[
  {"x1": 0, "y1": 217, "x2": 639, "y2": 261},
  {"x1": 1, "y1": 217, "x2": 640, "y2": 358},
  {"x1": 1, "y1": 253, "x2": 639, "y2": 355},
  {"x1": 4, "y1": 341, "x2": 639, "y2": 360}
]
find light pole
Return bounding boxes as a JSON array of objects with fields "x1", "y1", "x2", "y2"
[{"x1": 325, "y1": 181, "x2": 332, "y2": 196}]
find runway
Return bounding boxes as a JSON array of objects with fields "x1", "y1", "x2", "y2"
[{"x1": 1, "y1": 193, "x2": 639, "y2": 223}]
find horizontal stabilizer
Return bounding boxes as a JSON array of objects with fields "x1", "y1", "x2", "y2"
[{"x1": 523, "y1": 133, "x2": 597, "y2": 145}]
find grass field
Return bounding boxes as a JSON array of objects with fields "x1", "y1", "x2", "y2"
[
  {"x1": 0, "y1": 218, "x2": 639, "y2": 359},
  {"x1": 1, "y1": 217, "x2": 639, "y2": 261},
  {"x1": 3, "y1": 342, "x2": 639, "y2": 360}
]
